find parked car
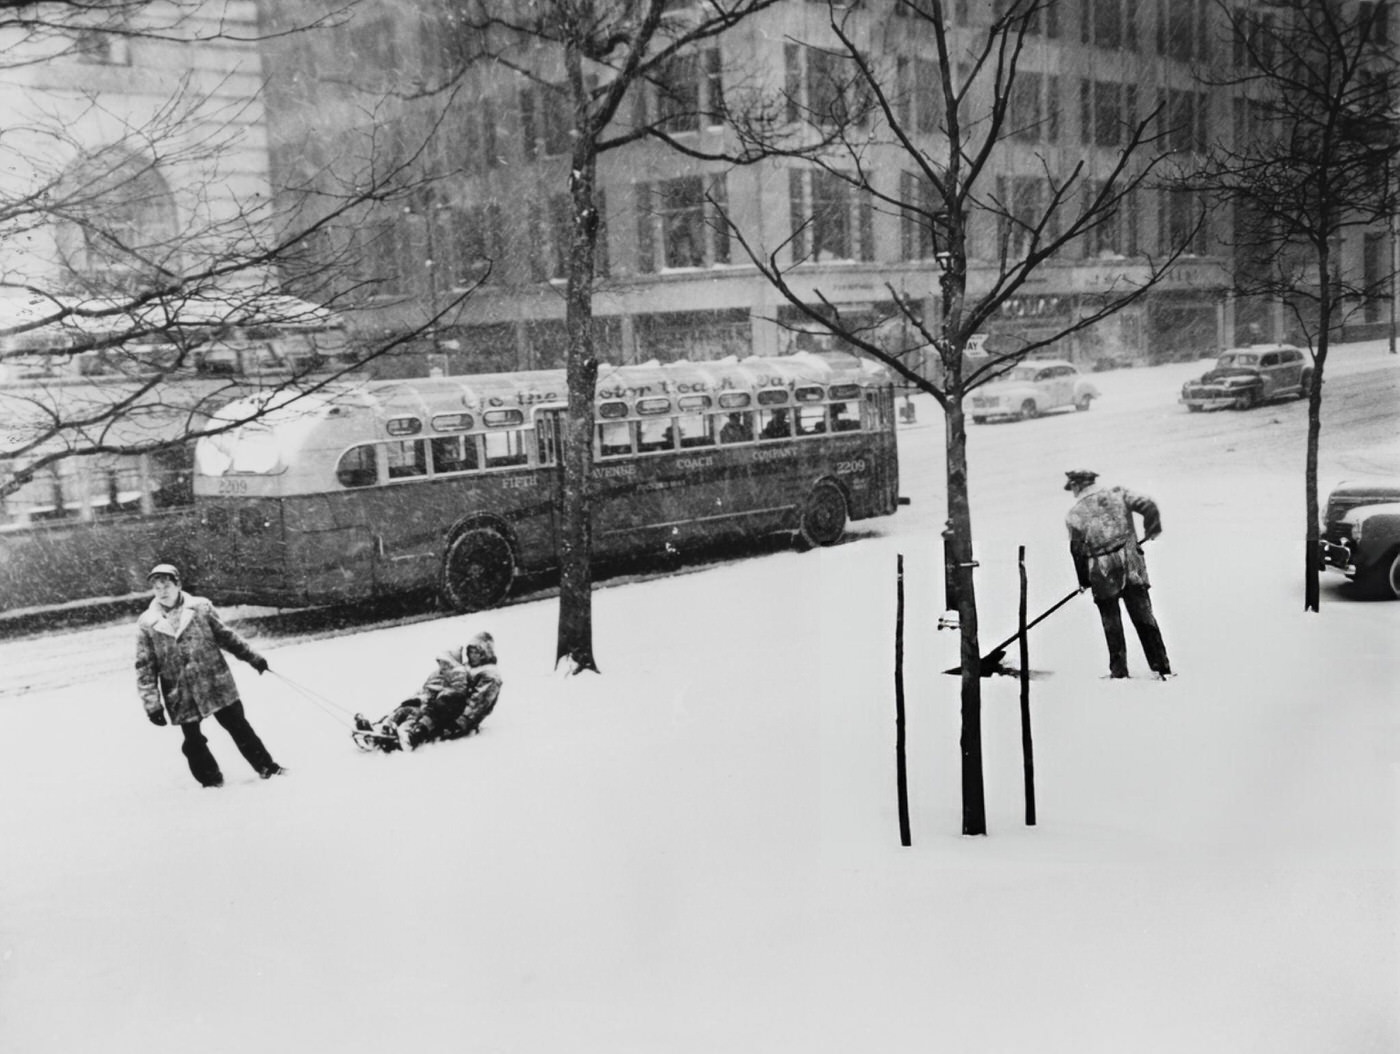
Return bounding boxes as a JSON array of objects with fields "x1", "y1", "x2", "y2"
[
  {"x1": 1180, "y1": 344, "x2": 1313, "y2": 411},
  {"x1": 1320, "y1": 479, "x2": 1400, "y2": 598},
  {"x1": 967, "y1": 360, "x2": 1099, "y2": 423}
]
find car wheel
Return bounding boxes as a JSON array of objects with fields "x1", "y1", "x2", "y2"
[
  {"x1": 1018, "y1": 399, "x2": 1038, "y2": 420},
  {"x1": 442, "y1": 526, "x2": 515, "y2": 612},
  {"x1": 1369, "y1": 550, "x2": 1400, "y2": 600},
  {"x1": 1074, "y1": 393, "x2": 1093, "y2": 412},
  {"x1": 971, "y1": 416, "x2": 987, "y2": 425},
  {"x1": 1237, "y1": 388, "x2": 1258, "y2": 410},
  {"x1": 797, "y1": 481, "x2": 847, "y2": 549}
]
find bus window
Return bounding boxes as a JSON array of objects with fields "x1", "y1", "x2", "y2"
[
  {"x1": 386, "y1": 440, "x2": 427, "y2": 479},
  {"x1": 431, "y1": 412, "x2": 473, "y2": 431},
  {"x1": 431, "y1": 434, "x2": 479, "y2": 475},
  {"x1": 756, "y1": 389, "x2": 788, "y2": 407},
  {"x1": 717, "y1": 391, "x2": 751, "y2": 410},
  {"x1": 718, "y1": 412, "x2": 753, "y2": 444},
  {"x1": 483, "y1": 430, "x2": 530, "y2": 468},
  {"x1": 830, "y1": 401, "x2": 860, "y2": 432},
  {"x1": 758, "y1": 407, "x2": 791, "y2": 440},
  {"x1": 637, "y1": 417, "x2": 672, "y2": 453},
  {"x1": 336, "y1": 444, "x2": 378, "y2": 488},
  {"x1": 795, "y1": 405, "x2": 826, "y2": 436},
  {"x1": 598, "y1": 420, "x2": 634, "y2": 458},
  {"x1": 675, "y1": 412, "x2": 716, "y2": 448}
]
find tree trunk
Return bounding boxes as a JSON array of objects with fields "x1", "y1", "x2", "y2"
[
  {"x1": 1304, "y1": 253, "x2": 1331, "y2": 614},
  {"x1": 946, "y1": 399, "x2": 987, "y2": 836},
  {"x1": 555, "y1": 53, "x2": 602, "y2": 674}
]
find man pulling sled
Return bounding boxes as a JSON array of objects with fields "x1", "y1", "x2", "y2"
[{"x1": 354, "y1": 631, "x2": 502, "y2": 752}]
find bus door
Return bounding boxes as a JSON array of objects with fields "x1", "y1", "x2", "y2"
[
  {"x1": 530, "y1": 408, "x2": 565, "y2": 553},
  {"x1": 301, "y1": 493, "x2": 376, "y2": 601},
  {"x1": 864, "y1": 387, "x2": 898, "y2": 513}
]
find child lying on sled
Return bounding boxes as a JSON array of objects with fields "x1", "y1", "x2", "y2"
[{"x1": 355, "y1": 631, "x2": 501, "y2": 752}]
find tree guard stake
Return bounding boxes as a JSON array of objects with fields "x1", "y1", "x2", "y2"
[
  {"x1": 1018, "y1": 546, "x2": 1036, "y2": 827},
  {"x1": 895, "y1": 553, "x2": 911, "y2": 847}
]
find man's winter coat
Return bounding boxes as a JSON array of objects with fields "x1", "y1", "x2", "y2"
[
  {"x1": 136, "y1": 594, "x2": 266, "y2": 724},
  {"x1": 1065, "y1": 484, "x2": 1162, "y2": 601}
]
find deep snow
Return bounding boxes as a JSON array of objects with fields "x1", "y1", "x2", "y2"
[{"x1": 1, "y1": 344, "x2": 1397, "y2": 1053}]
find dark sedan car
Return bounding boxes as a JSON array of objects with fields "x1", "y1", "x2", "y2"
[
  {"x1": 1320, "y1": 479, "x2": 1400, "y2": 598},
  {"x1": 1180, "y1": 345, "x2": 1313, "y2": 411}
]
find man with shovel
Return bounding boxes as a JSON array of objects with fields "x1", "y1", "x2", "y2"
[{"x1": 1064, "y1": 470, "x2": 1175, "y2": 680}]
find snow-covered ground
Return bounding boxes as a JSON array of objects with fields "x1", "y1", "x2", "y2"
[{"x1": 1, "y1": 343, "x2": 1397, "y2": 1053}]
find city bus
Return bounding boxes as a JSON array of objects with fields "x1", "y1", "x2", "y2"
[{"x1": 191, "y1": 352, "x2": 902, "y2": 611}]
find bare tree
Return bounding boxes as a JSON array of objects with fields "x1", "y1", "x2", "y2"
[
  {"x1": 1, "y1": 2, "x2": 473, "y2": 504},
  {"x1": 721, "y1": 0, "x2": 1195, "y2": 834},
  {"x1": 427, "y1": 0, "x2": 807, "y2": 674},
  {"x1": 1187, "y1": 0, "x2": 1399, "y2": 612}
]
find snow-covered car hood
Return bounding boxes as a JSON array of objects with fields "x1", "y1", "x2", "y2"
[
  {"x1": 1326, "y1": 479, "x2": 1400, "y2": 522},
  {"x1": 1343, "y1": 501, "x2": 1400, "y2": 525}
]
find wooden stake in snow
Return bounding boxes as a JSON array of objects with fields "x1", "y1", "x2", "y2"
[
  {"x1": 1018, "y1": 546, "x2": 1037, "y2": 827},
  {"x1": 895, "y1": 554, "x2": 911, "y2": 847}
]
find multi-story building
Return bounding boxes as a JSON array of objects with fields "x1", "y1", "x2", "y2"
[
  {"x1": 0, "y1": 3, "x2": 272, "y2": 319},
  {"x1": 258, "y1": 0, "x2": 1392, "y2": 377}
]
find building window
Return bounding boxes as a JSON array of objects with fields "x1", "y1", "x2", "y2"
[
  {"x1": 635, "y1": 176, "x2": 729, "y2": 272},
  {"x1": 1080, "y1": 0, "x2": 1122, "y2": 49},
  {"x1": 1166, "y1": 89, "x2": 1208, "y2": 153},
  {"x1": 789, "y1": 170, "x2": 874, "y2": 264},
  {"x1": 995, "y1": 0, "x2": 1060, "y2": 37},
  {"x1": 456, "y1": 98, "x2": 501, "y2": 173},
  {"x1": 657, "y1": 54, "x2": 701, "y2": 133},
  {"x1": 895, "y1": 57, "x2": 944, "y2": 133},
  {"x1": 900, "y1": 172, "x2": 941, "y2": 261},
  {"x1": 358, "y1": 216, "x2": 408, "y2": 296},
  {"x1": 1080, "y1": 79, "x2": 1131, "y2": 147},
  {"x1": 1084, "y1": 179, "x2": 1133, "y2": 257},
  {"x1": 1233, "y1": 10, "x2": 1278, "y2": 67},
  {"x1": 784, "y1": 44, "x2": 868, "y2": 127},
  {"x1": 1162, "y1": 190, "x2": 1207, "y2": 255},
  {"x1": 1360, "y1": 2, "x2": 1392, "y2": 44},
  {"x1": 439, "y1": 203, "x2": 503, "y2": 288},
  {"x1": 997, "y1": 175, "x2": 1055, "y2": 260},
  {"x1": 53, "y1": 151, "x2": 178, "y2": 294},
  {"x1": 73, "y1": 28, "x2": 131, "y2": 65},
  {"x1": 660, "y1": 179, "x2": 705, "y2": 267},
  {"x1": 549, "y1": 194, "x2": 571, "y2": 279},
  {"x1": 1159, "y1": 0, "x2": 1209, "y2": 61},
  {"x1": 1010, "y1": 73, "x2": 1060, "y2": 143},
  {"x1": 520, "y1": 85, "x2": 572, "y2": 160}
]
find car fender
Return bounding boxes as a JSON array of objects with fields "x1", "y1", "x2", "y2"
[{"x1": 1347, "y1": 502, "x2": 1400, "y2": 569}]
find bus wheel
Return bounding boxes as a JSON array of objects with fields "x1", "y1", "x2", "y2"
[
  {"x1": 442, "y1": 527, "x2": 515, "y2": 612},
  {"x1": 798, "y1": 482, "x2": 847, "y2": 549}
]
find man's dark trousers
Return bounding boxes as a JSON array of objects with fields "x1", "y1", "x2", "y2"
[
  {"x1": 1095, "y1": 584, "x2": 1171, "y2": 678},
  {"x1": 179, "y1": 702, "x2": 276, "y2": 785}
]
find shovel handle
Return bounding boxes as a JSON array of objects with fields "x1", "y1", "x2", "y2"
[{"x1": 981, "y1": 587, "x2": 1084, "y2": 660}]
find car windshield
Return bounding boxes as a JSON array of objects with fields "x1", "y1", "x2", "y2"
[
  {"x1": 1000, "y1": 366, "x2": 1039, "y2": 382},
  {"x1": 1217, "y1": 353, "x2": 1258, "y2": 367}
]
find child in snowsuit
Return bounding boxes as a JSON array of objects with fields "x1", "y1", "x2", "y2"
[{"x1": 356, "y1": 631, "x2": 501, "y2": 751}]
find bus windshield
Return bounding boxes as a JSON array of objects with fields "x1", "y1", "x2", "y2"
[{"x1": 196, "y1": 425, "x2": 285, "y2": 475}]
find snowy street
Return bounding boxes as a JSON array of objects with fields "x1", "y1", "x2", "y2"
[{"x1": 1, "y1": 345, "x2": 1397, "y2": 1053}]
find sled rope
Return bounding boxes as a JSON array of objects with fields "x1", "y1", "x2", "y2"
[{"x1": 270, "y1": 670, "x2": 358, "y2": 729}]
